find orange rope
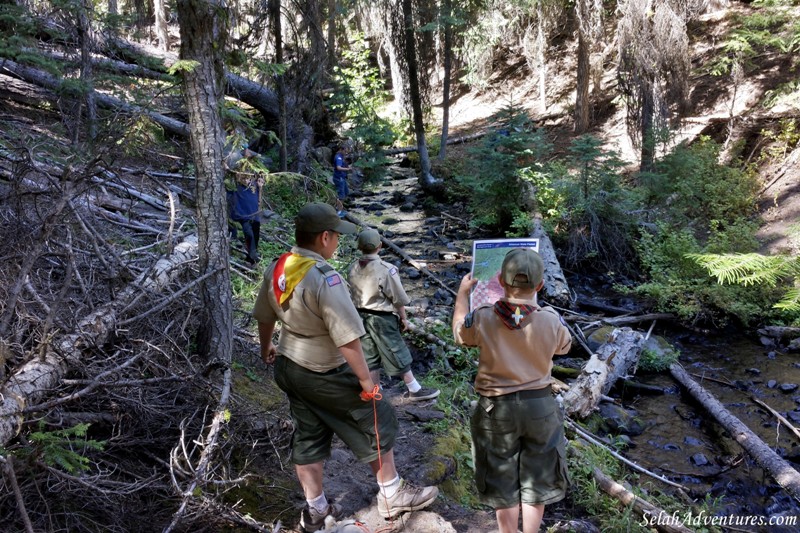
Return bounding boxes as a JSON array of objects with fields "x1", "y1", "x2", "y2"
[{"x1": 360, "y1": 385, "x2": 396, "y2": 533}]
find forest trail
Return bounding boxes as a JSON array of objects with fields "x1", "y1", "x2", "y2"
[{"x1": 249, "y1": 167, "x2": 501, "y2": 533}]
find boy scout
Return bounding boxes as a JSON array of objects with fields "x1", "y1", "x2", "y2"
[
  {"x1": 253, "y1": 203, "x2": 438, "y2": 532},
  {"x1": 452, "y1": 248, "x2": 572, "y2": 533},
  {"x1": 347, "y1": 228, "x2": 439, "y2": 401}
]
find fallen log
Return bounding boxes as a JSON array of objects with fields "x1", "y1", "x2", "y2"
[
  {"x1": 385, "y1": 130, "x2": 488, "y2": 155},
  {"x1": 591, "y1": 467, "x2": 694, "y2": 533},
  {"x1": 601, "y1": 313, "x2": 675, "y2": 327},
  {"x1": 670, "y1": 363, "x2": 800, "y2": 503},
  {"x1": 0, "y1": 235, "x2": 198, "y2": 446},
  {"x1": 97, "y1": 35, "x2": 281, "y2": 124},
  {"x1": 0, "y1": 58, "x2": 189, "y2": 137},
  {"x1": 532, "y1": 216, "x2": 572, "y2": 308},
  {"x1": 563, "y1": 328, "x2": 645, "y2": 418}
]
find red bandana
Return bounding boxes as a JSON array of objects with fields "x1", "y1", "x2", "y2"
[{"x1": 493, "y1": 301, "x2": 536, "y2": 329}]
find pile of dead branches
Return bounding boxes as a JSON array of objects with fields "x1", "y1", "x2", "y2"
[{"x1": 0, "y1": 127, "x2": 285, "y2": 531}]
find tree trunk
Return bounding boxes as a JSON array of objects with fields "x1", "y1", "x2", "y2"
[
  {"x1": 326, "y1": 0, "x2": 336, "y2": 69},
  {"x1": 155, "y1": 0, "x2": 170, "y2": 51},
  {"x1": 272, "y1": 0, "x2": 287, "y2": 171},
  {"x1": 0, "y1": 236, "x2": 199, "y2": 446},
  {"x1": 401, "y1": 0, "x2": 437, "y2": 191},
  {"x1": 591, "y1": 467, "x2": 694, "y2": 533},
  {"x1": 670, "y1": 363, "x2": 800, "y2": 503},
  {"x1": 563, "y1": 328, "x2": 645, "y2": 418},
  {"x1": 536, "y1": 2, "x2": 546, "y2": 114},
  {"x1": 640, "y1": 82, "x2": 655, "y2": 172},
  {"x1": 77, "y1": 0, "x2": 97, "y2": 143},
  {"x1": 575, "y1": 30, "x2": 590, "y2": 133},
  {"x1": 531, "y1": 216, "x2": 572, "y2": 308},
  {"x1": 438, "y1": 0, "x2": 452, "y2": 161},
  {"x1": 177, "y1": 0, "x2": 233, "y2": 362}
]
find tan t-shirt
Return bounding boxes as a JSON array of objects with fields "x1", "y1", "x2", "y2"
[
  {"x1": 453, "y1": 298, "x2": 572, "y2": 396},
  {"x1": 253, "y1": 247, "x2": 366, "y2": 372},
  {"x1": 347, "y1": 254, "x2": 411, "y2": 313}
]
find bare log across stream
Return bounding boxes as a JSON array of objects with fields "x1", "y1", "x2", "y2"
[
  {"x1": 562, "y1": 328, "x2": 645, "y2": 418},
  {"x1": 532, "y1": 216, "x2": 572, "y2": 307},
  {"x1": 670, "y1": 363, "x2": 800, "y2": 503}
]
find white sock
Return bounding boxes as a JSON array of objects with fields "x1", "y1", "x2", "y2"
[
  {"x1": 308, "y1": 492, "x2": 329, "y2": 514},
  {"x1": 377, "y1": 475, "x2": 401, "y2": 498},
  {"x1": 406, "y1": 378, "x2": 421, "y2": 393}
]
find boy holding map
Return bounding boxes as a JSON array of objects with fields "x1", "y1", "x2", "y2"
[{"x1": 452, "y1": 248, "x2": 572, "y2": 533}]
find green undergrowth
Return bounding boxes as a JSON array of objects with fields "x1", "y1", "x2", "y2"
[
  {"x1": 568, "y1": 439, "x2": 722, "y2": 533},
  {"x1": 413, "y1": 319, "x2": 481, "y2": 507}
]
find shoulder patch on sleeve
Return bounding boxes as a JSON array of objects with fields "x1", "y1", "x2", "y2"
[
  {"x1": 326, "y1": 273, "x2": 342, "y2": 286},
  {"x1": 464, "y1": 311, "x2": 474, "y2": 329},
  {"x1": 316, "y1": 262, "x2": 334, "y2": 274},
  {"x1": 388, "y1": 266, "x2": 398, "y2": 276}
]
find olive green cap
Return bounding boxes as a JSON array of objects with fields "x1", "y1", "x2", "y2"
[
  {"x1": 501, "y1": 248, "x2": 544, "y2": 289},
  {"x1": 295, "y1": 202, "x2": 357, "y2": 234},
  {"x1": 357, "y1": 228, "x2": 382, "y2": 252}
]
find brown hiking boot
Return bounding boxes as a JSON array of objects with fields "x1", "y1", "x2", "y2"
[{"x1": 376, "y1": 479, "x2": 439, "y2": 519}]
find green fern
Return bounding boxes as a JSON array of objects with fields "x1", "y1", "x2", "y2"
[
  {"x1": 29, "y1": 422, "x2": 106, "y2": 474},
  {"x1": 689, "y1": 252, "x2": 800, "y2": 311}
]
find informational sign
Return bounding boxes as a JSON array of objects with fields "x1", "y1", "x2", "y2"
[{"x1": 470, "y1": 238, "x2": 539, "y2": 311}]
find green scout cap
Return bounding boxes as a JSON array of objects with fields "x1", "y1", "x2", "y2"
[
  {"x1": 501, "y1": 248, "x2": 544, "y2": 288},
  {"x1": 357, "y1": 228, "x2": 382, "y2": 252},
  {"x1": 295, "y1": 202, "x2": 357, "y2": 234}
]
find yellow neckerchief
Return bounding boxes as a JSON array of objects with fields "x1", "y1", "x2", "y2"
[{"x1": 273, "y1": 252, "x2": 317, "y2": 305}]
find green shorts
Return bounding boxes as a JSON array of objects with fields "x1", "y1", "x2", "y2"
[
  {"x1": 274, "y1": 355, "x2": 398, "y2": 464},
  {"x1": 358, "y1": 311, "x2": 412, "y2": 377},
  {"x1": 470, "y1": 388, "x2": 569, "y2": 509}
]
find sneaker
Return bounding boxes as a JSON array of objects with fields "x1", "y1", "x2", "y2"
[
  {"x1": 403, "y1": 386, "x2": 441, "y2": 402},
  {"x1": 299, "y1": 503, "x2": 343, "y2": 532},
  {"x1": 377, "y1": 479, "x2": 439, "y2": 519}
]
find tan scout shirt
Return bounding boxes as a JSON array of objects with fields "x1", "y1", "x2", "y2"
[
  {"x1": 453, "y1": 298, "x2": 572, "y2": 396},
  {"x1": 253, "y1": 247, "x2": 366, "y2": 372},
  {"x1": 347, "y1": 254, "x2": 411, "y2": 313}
]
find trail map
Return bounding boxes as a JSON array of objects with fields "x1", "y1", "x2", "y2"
[{"x1": 470, "y1": 238, "x2": 539, "y2": 311}]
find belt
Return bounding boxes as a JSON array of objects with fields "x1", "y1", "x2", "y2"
[
  {"x1": 357, "y1": 308, "x2": 395, "y2": 317},
  {"x1": 483, "y1": 386, "x2": 552, "y2": 401}
]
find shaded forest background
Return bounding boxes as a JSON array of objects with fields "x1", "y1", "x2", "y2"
[{"x1": 1, "y1": 0, "x2": 800, "y2": 530}]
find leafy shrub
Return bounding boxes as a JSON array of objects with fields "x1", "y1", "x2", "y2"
[
  {"x1": 632, "y1": 222, "x2": 773, "y2": 325},
  {"x1": 630, "y1": 137, "x2": 775, "y2": 325},
  {"x1": 642, "y1": 137, "x2": 759, "y2": 226}
]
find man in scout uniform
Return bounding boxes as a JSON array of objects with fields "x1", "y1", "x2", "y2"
[
  {"x1": 347, "y1": 228, "x2": 440, "y2": 401},
  {"x1": 253, "y1": 202, "x2": 438, "y2": 532}
]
